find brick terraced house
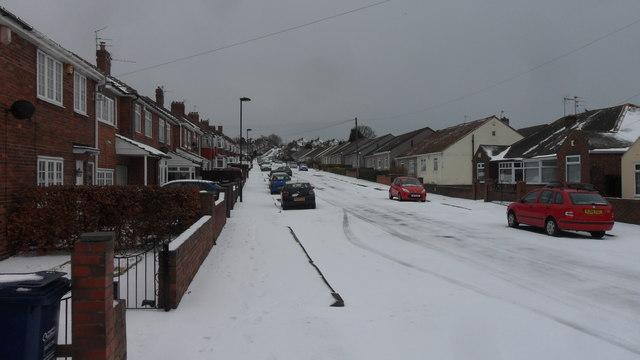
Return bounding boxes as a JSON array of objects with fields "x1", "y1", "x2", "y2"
[
  {"x1": 479, "y1": 104, "x2": 640, "y2": 198},
  {"x1": 0, "y1": 6, "x2": 239, "y2": 258},
  {"x1": 1, "y1": 8, "x2": 105, "y2": 257}
]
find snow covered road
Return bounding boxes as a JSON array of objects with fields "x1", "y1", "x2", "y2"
[{"x1": 127, "y1": 166, "x2": 640, "y2": 359}]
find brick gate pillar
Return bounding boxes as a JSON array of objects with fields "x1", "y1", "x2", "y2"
[{"x1": 72, "y1": 232, "x2": 127, "y2": 360}]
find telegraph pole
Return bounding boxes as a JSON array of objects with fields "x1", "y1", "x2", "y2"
[{"x1": 354, "y1": 117, "x2": 359, "y2": 176}]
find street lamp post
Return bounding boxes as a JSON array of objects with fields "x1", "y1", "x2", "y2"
[
  {"x1": 246, "y1": 128, "x2": 252, "y2": 160},
  {"x1": 239, "y1": 97, "x2": 251, "y2": 202}
]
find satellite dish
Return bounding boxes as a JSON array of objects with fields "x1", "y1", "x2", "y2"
[{"x1": 9, "y1": 100, "x2": 35, "y2": 119}]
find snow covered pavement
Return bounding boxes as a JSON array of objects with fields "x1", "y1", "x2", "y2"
[{"x1": 127, "y1": 166, "x2": 640, "y2": 359}]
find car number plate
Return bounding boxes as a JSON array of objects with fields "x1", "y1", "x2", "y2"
[
  {"x1": 584, "y1": 209, "x2": 603, "y2": 215},
  {"x1": 294, "y1": 197, "x2": 305, "y2": 202},
  {"x1": 411, "y1": 194, "x2": 421, "y2": 198}
]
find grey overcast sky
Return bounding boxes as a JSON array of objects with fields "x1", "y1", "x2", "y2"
[{"x1": 4, "y1": 0, "x2": 640, "y2": 141}]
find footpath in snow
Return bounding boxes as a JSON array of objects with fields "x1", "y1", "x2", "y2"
[{"x1": 126, "y1": 166, "x2": 640, "y2": 360}]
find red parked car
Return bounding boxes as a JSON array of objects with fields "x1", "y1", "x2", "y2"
[
  {"x1": 389, "y1": 177, "x2": 427, "y2": 202},
  {"x1": 507, "y1": 184, "x2": 614, "y2": 238}
]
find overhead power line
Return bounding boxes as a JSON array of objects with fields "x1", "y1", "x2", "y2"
[
  {"x1": 363, "y1": 14, "x2": 640, "y2": 123},
  {"x1": 282, "y1": 118, "x2": 354, "y2": 137},
  {"x1": 117, "y1": 0, "x2": 392, "y2": 77}
]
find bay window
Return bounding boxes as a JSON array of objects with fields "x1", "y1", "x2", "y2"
[
  {"x1": 499, "y1": 162, "x2": 523, "y2": 183},
  {"x1": 37, "y1": 50, "x2": 63, "y2": 105},
  {"x1": 524, "y1": 160, "x2": 541, "y2": 184},
  {"x1": 566, "y1": 155, "x2": 581, "y2": 183},
  {"x1": 168, "y1": 166, "x2": 195, "y2": 181}
]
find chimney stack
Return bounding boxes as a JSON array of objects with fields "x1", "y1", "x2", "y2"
[
  {"x1": 170, "y1": 101, "x2": 185, "y2": 117},
  {"x1": 217, "y1": 125, "x2": 223, "y2": 133},
  {"x1": 499, "y1": 117, "x2": 510, "y2": 126},
  {"x1": 96, "y1": 41, "x2": 111, "y2": 75},
  {"x1": 187, "y1": 111, "x2": 200, "y2": 123},
  {"x1": 155, "y1": 87, "x2": 164, "y2": 107}
]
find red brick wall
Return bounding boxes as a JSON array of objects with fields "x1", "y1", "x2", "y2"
[
  {"x1": 72, "y1": 232, "x2": 126, "y2": 360},
  {"x1": 98, "y1": 123, "x2": 118, "y2": 169},
  {"x1": 159, "y1": 216, "x2": 214, "y2": 309},
  {"x1": 607, "y1": 198, "x2": 640, "y2": 225},
  {"x1": 424, "y1": 184, "x2": 475, "y2": 199},
  {"x1": 589, "y1": 153, "x2": 622, "y2": 197},
  {"x1": 1, "y1": 32, "x2": 98, "y2": 258},
  {"x1": 117, "y1": 97, "x2": 133, "y2": 138},
  {"x1": 158, "y1": 193, "x2": 227, "y2": 309},
  {"x1": 376, "y1": 175, "x2": 392, "y2": 185},
  {"x1": 212, "y1": 199, "x2": 227, "y2": 239}
]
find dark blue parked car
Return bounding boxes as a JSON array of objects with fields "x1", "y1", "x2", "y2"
[{"x1": 269, "y1": 172, "x2": 290, "y2": 194}]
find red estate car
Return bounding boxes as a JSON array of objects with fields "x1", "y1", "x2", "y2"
[
  {"x1": 389, "y1": 177, "x2": 427, "y2": 202},
  {"x1": 507, "y1": 184, "x2": 614, "y2": 238}
]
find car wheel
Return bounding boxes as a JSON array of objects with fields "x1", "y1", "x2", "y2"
[
  {"x1": 282, "y1": 205, "x2": 288, "y2": 210},
  {"x1": 389, "y1": 191, "x2": 393, "y2": 200},
  {"x1": 309, "y1": 202, "x2": 316, "y2": 209},
  {"x1": 545, "y1": 218, "x2": 559, "y2": 237},
  {"x1": 590, "y1": 231, "x2": 605, "y2": 239},
  {"x1": 507, "y1": 211, "x2": 519, "y2": 228}
]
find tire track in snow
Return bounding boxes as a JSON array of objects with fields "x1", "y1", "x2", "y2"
[
  {"x1": 300, "y1": 171, "x2": 640, "y2": 356},
  {"x1": 341, "y1": 210, "x2": 640, "y2": 357}
]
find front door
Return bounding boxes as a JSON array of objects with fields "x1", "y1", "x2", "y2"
[
  {"x1": 116, "y1": 165, "x2": 128, "y2": 185},
  {"x1": 75, "y1": 160, "x2": 84, "y2": 185}
]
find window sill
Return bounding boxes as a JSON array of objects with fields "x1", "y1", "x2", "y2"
[
  {"x1": 98, "y1": 118, "x2": 116, "y2": 127},
  {"x1": 74, "y1": 110, "x2": 89, "y2": 118},
  {"x1": 37, "y1": 95, "x2": 64, "y2": 108}
]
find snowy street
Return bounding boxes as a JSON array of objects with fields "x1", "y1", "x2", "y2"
[{"x1": 127, "y1": 166, "x2": 640, "y2": 360}]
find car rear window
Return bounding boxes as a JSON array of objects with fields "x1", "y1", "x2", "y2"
[
  {"x1": 401, "y1": 178, "x2": 421, "y2": 186},
  {"x1": 569, "y1": 193, "x2": 608, "y2": 205},
  {"x1": 285, "y1": 183, "x2": 310, "y2": 190},
  {"x1": 273, "y1": 175, "x2": 289, "y2": 180}
]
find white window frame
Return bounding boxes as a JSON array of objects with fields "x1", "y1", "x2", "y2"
[
  {"x1": 433, "y1": 157, "x2": 438, "y2": 171},
  {"x1": 634, "y1": 163, "x2": 640, "y2": 197},
  {"x1": 144, "y1": 108, "x2": 153, "y2": 138},
  {"x1": 37, "y1": 50, "x2": 63, "y2": 106},
  {"x1": 73, "y1": 72, "x2": 87, "y2": 115},
  {"x1": 476, "y1": 162, "x2": 485, "y2": 182},
  {"x1": 96, "y1": 93, "x2": 115, "y2": 125},
  {"x1": 159, "y1": 119, "x2": 166, "y2": 143},
  {"x1": 499, "y1": 161, "x2": 524, "y2": 184},
  {"x1": 566, "y1": 155, "x2": 581, "y2": 183},
  {"x1": 37, "y1": 156, "x2": 64, "y2": 186},
  {"x1": 96, "y1": 168, "x2": 114, "y2": 186},
  {"x1": 166, "y1": 125, "x2": 171, "y2": 146},
  {"x1": 134, "y1": 104, "x2": 142, "y2": 133}
]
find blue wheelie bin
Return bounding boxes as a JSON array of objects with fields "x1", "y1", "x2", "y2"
[{"x1": 0, "y1": 271, "x2": 70, "y2": 360}]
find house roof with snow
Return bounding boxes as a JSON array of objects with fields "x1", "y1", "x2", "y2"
[
  {"x1": 477, "y1": 145, "x2": 511, "y2": 160},
  {"x1": 517, "y1": 124, "x2": 547, "y2": 137},
  {"x1": 499, "y1": 104, "x2": 640, "y2": 160}
]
